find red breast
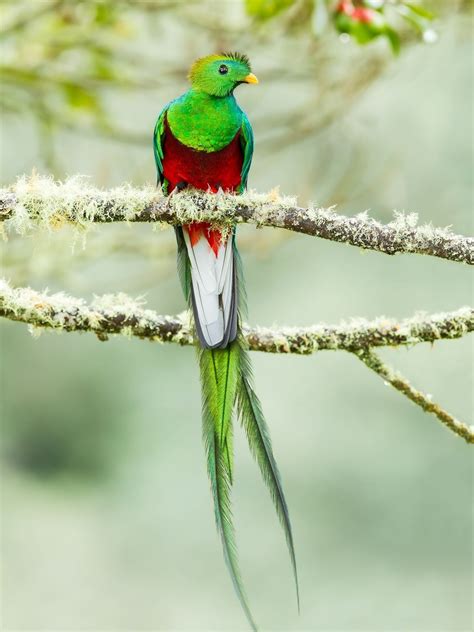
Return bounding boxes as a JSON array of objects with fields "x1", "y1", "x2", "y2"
[{"x1": 162, "y1": 116, "x2": 244, "y2": 194}]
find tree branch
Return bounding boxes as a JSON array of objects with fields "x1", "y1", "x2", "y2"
[
  {"x1": 1, "y1": 176, "x2": 472, "y2": 444},
  {"x1": 1, "y1": 176, "x2": 472, "y2": 264},
  {"x1": 1, "y1": 280, "x2": 472, "y2": 354},
  {"x1": 355, "y1": 349, "x2": 474, "y2": 445}
]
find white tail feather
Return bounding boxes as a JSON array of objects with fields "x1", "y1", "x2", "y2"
[{"x1": 183, "y1": 228, "x2": 234, "y2": 348}]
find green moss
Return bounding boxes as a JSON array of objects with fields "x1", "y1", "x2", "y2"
[
  {"x1": 1, "y1": 175, "x2": 301, "y2": 239},
  {"x1": 3, "y1": 174, "x2": 160, "y2": 235},
  {"x1": 0, "y1": 279, "x2": 472, "y2": 353}
]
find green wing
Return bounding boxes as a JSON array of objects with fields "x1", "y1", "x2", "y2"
[
  {"x1": 174, "y1": 226, "x2": 191, "y2": 303},
  {"x1": 153, "y1": 104, "x2": 169, "y2": 194},
  {"x1": 239, "y1": 114, "x2": 254, "y2": 193}
]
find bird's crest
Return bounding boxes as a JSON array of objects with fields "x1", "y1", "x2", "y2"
[{"x1": 219, "y1": 51, "x2": 252, "y2": 70}]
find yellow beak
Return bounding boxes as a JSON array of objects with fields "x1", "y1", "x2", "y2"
[{"x1": 244, "y1": 73, "x2": 259, "y2": 85}]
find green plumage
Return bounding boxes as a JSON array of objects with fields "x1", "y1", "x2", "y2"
[
  {"x1": 154, "y1": 93, "x2": 254, "y2": 193},
  {"x1": 188, "y1": 242, "x2": 299, "y2": 630},
  {"x1": 167, "y1": 90, "x2": 243, "y2": 152},
  {"x1": 200, "y1": 343, "x2": 239, "y2": 479},
  {"x1": 236, "y1": 346, "x2": 300, "y2": 612},
  {"x1": 156, "y1": 53, "x2": 298, "y2": 630},
  {"x1": 201, "y1": 387, "x2": 256, "y2": 630}
]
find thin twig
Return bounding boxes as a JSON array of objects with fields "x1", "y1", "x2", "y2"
[
  {"x1": 0, "y1": 177, "x2": 472, "y2": 264},
  {"x1": 0, "y1": 280, "x2": 472, "y2": 354},
  {"x1": 355, "y1": 348, "x2": 474, "y2": 445}
]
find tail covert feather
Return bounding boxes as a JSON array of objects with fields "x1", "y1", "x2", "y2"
[{"x1": 183, "y1": 226, "x2": 238, "y2": 349}]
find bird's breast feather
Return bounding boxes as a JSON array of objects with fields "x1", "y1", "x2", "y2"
[{"x1": 167, "y1": 96, "x2": 242, "y2": 153}]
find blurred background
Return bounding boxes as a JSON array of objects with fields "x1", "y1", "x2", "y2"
[{"x1": 0, "y1": 1, "x2": 472, "y2": 630}]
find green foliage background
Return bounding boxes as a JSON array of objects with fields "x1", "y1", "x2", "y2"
[{"x1": 0, "y1": 1, "x2": 472, "y2": 629}]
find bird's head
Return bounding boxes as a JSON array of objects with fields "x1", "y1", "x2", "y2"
[{"x1": 188, "y1": 52, "x2": 258, "y2": 97}]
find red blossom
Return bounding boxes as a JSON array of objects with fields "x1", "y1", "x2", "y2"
[
  {"x1": 352, "y1": 7, "x2": 376, "y2": 23},
  {"x1": 335, "y1": 1, "x2": 377, "y2": 23},
  {"x1": 336, "y1": 1, "x2": 354, "y2": 16}
]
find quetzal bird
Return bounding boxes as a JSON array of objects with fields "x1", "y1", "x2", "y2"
[{"x1": 153, "y1": 52, "x2": 298, "y2": 629}]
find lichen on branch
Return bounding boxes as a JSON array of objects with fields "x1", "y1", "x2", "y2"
[
  {"x1": 1, "y1": 175, "x2": 472, "y2": 264},
  {"x1": 356, "y1": 348, "x2": 474, "y2": 445},
  {"x1": 1, "y1": 279, "x2": 472, "y2": 354},
  {"x1": 1, "y1": 175, "x2": 472, "y2": 445},
  {"x1": 0, "y1": 279, "x2": 193, "y2": 346},
  {"x1": 1, "y1": 279, "x2": 472, "y2": 444}
]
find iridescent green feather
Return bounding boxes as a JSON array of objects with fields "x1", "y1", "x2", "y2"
[
  {"x1": 153, "y1": 55, "x2": 298, "y2": 628},
  {"x1": 167, "y1": 91, "x2": 243, "y2": 152},
  {"x1": 236, "y1": 342, "x2": 300, "y2": 611},
  {"x1": 199, "y1": 344, "x2": 240, "y2": 474},
  {"x1": 239, "y1": 114, "x2": 254, "y2": 192},
  {"x1": 153, "y1": 105, "x2": 168, "y2": 192},
  {"x1": 233, "y1": 246, "x2": 300, "y2": 611},
  {"x1": 174, "y1": 227, "x2": 191, "y2": 302},
  {"x1": 200, "y1": 342, "x2": 256, "y2": 631}
]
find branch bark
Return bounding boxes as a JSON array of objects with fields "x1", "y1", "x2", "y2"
[
  {"x1": 1, "y1": 280, "x2": 472, "y2": 354},
  {"x1": 1, "y1": 176, "x2": 473, "y2": 264},
  {"x1": 355, "y1": 349, "x2": 474, "y2": 445},
  {"x1": 1, "y1": 176, "x2": 472, "y2": 445},
  {"x1": 1, "y1": 279, "x2": 472, "y2": 443}
]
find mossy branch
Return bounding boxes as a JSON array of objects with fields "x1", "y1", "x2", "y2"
[
  {"x1": 1, "y1": 279, "x2": 472, "y2": 443},
  {"x1": 1, "y1": 175, "x2": 473, "y2": 264},
  {"x1": 1, "y1": 175, "x2": 472, "y2": 444},
  {"x1": 1, "y1": 279, "x2": 472, "y2": 353},
  {"x1": 355, "y1": 349, "x2": 474, "y2": 445},
  {"x1": 1, "y1": 280, "x2": 472, "y2": 443}
]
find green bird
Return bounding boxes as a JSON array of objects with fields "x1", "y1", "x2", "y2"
[{"x1": 153, "y1": 52, "x2": 298, "y2": 629}]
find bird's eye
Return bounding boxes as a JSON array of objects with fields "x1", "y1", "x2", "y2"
[{"x1": 219, "y1": 64, "x2": 228, "y2": 75}]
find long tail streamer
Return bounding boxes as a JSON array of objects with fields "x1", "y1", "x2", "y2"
[
  {"x1": 200, "y1": 342, "x2": 257, "y2": 630},
  {"x1": 181, "y1": 228, "x2": 299, "y2": 629}
]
